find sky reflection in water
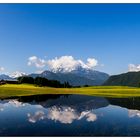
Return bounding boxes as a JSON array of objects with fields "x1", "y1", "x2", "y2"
[{"x1": 1, "y1": 94, "x2": 140, "y2": 136}]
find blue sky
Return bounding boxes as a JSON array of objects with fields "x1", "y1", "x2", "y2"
[{"x1": 0, "y1": 4, "x2": 140, "y2": 75}]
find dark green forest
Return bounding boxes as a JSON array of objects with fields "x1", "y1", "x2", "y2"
[
  {"x1": 17, "y1": 76, "x2": 72, "y2": 88},
  {"x1": 103, "y1": 71, "x2": 140, "y2": 87}
]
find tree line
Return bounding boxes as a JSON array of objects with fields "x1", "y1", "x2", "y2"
[{"x1": 17, "y1": 76, "x2": 72, "y2": 88}]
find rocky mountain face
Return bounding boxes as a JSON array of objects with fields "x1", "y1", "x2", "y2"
[{"x1": 29, "y1": 68, "x2": 109, "y2": 86}]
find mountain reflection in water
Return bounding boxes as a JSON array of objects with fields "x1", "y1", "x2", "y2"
[
  {"x1": 18, "y1": 94, "x2": 109, "y2": 124},
  {"x1": 25, "y1": 94, "x2": 109, "y2": 124},
  {"x1": 1, "y1": 94, "x2": 140, "y2": 136},
  {"x1": 16, "y1": 94, "x2": 140, "y2": 111}
]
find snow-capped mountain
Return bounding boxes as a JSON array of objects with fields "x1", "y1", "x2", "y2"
[
  {"x1": 0, "y1": 68, "x2": 109, "y2": 86},
  {"x1": 29, "y1": 67, "x2": 109, "y2": 86},
  {"x1": 9, "y1": 71, "x2": 26, "y2": 78},
  {"x1": 0, "y1": 71, "x2": 26, "y2": 80}
]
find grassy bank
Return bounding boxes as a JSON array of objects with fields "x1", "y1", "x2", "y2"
[{"x1": 0, "y1": 84, "x2": 140, "y2": 99}]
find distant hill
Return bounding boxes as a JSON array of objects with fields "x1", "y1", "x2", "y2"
[
  {"x1": 103, "y1": 71, "x2": 140, "y2": 87},
  {"x1": 29, "y1": 68, "x2": 109, "y2": 86},
  {"x1": 0, "y1": 74, "x2": 14, "y2": 80}
]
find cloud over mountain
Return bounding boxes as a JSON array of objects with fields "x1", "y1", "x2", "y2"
[
  {"x1": 47, "y1": 56, "x2": 98, "y2": 73},
  {"x1": 128, "y1": 64, "x2": 140, "y2": 72},
  {"x1": 28, "y1": 56, "x2": 47, "y2": 68},
  {"x1": 28, "y1": 55, "x2": 98, "y2": 72}
]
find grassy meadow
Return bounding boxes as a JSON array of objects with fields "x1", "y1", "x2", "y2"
[{"x1": 0, "y1": 84, "x2": 140, "y2": 99}]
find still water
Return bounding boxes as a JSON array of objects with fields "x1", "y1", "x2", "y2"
[{"x1": 0, "y1": 94, "x2": 140, "y2": 136}]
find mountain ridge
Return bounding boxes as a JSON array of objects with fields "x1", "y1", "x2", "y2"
[
  {"x1": 103, "y1": 71, "x2": 140, "y2": 87},
  {"x1": 0, "y1": 68, "x2": 109, "y2": 86},
  {"x1": 29, "y1": 69, "x2": 109, "y2": 86}
]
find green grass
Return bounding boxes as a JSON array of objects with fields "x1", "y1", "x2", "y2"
[{"x1": 0, "y1": 84, "x2": 140, "y2": 99}]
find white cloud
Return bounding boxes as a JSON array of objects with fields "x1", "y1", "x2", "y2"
[
  {"x1": 28, "y1": 56, "x2": 47, "y2": 68},
  {"x1": 86, "y1": 58, "x2": 98, "y2": 69},
  {"x1": 0, "y1": 67, "x2": 5, "y2": 72},
  {"x1": 128, "y1": 64, "x2": 140, "y2": 72},
  {"x1": 28, "y1": 55, "x2": 98, "y2": 72},
  {"x1": 47, "y1": 56, "x2": 98, "y2": 73},
  {"x1": 47, "y1": 56, "x2": 81, "y2": 72}
]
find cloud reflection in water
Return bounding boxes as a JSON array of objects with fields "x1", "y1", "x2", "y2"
[
  {"x1": 27, "y1": 111, "x2": 46, "y2": 123},
  {"x1": 128, "y1": 109, "x2": 140, "y2": 118},
  {"x1": 27, "y1": 106, "x2": 97, "y2": 124}
]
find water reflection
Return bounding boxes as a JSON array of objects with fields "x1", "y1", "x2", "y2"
[
  {"x1": 27, "y1": 111, "x2": 46, "y2": 123},
  {"x1": 1, "y1": 94, "x2": 140, "y2": 136},
  {"x1": 8, "y1": 100, "x2": 26, "y2": 107},
  {"x1": 107, "y1": 97, "x2": 140, "y2": 110},
  {"x1": 128, "y1": 109, "x2": 140, "y2": 118},
  {"x1": 0, "y1": 106, "x2": 4, "y2": 111},
  {"x1": 24, "y1": 94, "x2": 106, "y2": 124},
  {"x1": 27, "y1": 107, "x2": 97, "y2": 124},
  {"x1": 11, "y1": 94, "x2": 108, "y2": 124},
  {"x1": 17, "y1": 94, "x2": 109, "y2": 110}
]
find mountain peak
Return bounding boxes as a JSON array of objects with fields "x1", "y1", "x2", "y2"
[
  {"x1": 9, "y1": 71, "x2": 26, "y2": 78},
  {"x1": 35, "y1": 69, "x2": 109, "y2": 86}
]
